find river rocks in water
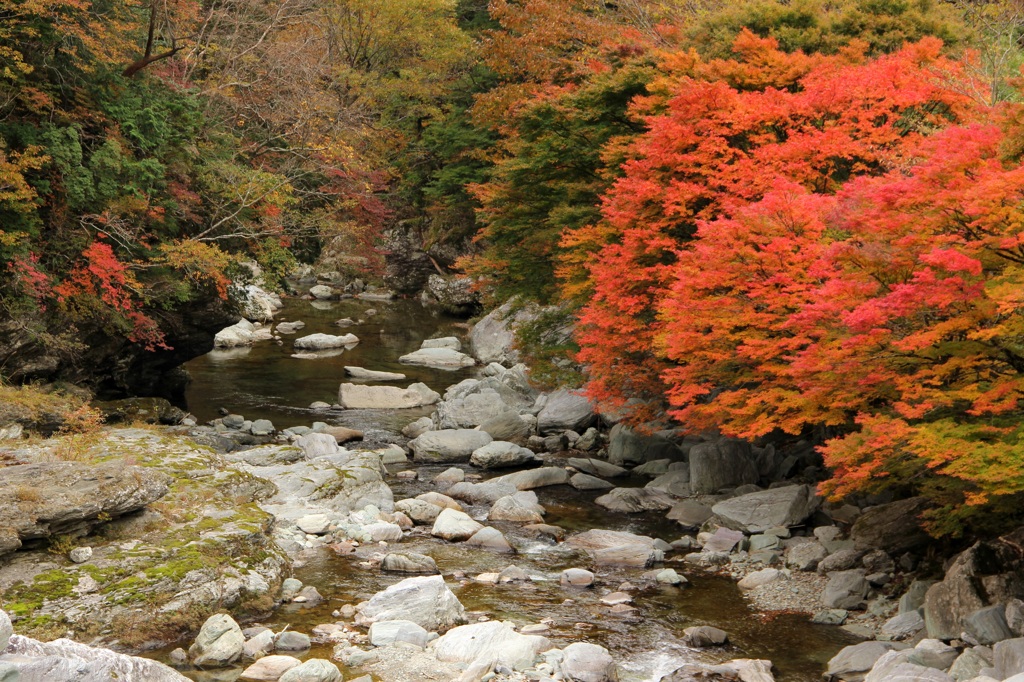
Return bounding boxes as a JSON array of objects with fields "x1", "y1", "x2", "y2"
[
  {"x1": 275, "y1": 320, "x2": 305, "y2": 334},
  {"x1": 395, "y1": 499, "x2": 443, "y2": 524},
  {"x1": 560, "y1": 642, "x2": 618, "y2": 682},
  {"x1": 422, "y1": 336, "x2": 462, "y2": 350},
  {"x1": 365, "y1": 521, "x2": 404, "y2": 542},
  {"x1": 851, "y1": 497, "x2": 931, "y2": 555},
  {"x1": 561, "y1": 568, "x2": 595, "y2": 587},
  {"x1": 278, "y1": 659, "x2": 342, "y2": 682},
  {"x1": 489, "y1": 491, "x2": 546, "y2": 523},
  {"x1": 824, "y1": 570, "x2": 870, "y2": 610},
  {"x1": 567, "y1": 457, "x2": 628, "y2": 479},
  {"x1": 478, "y1": 411, "x2": 533, "y2": 442},
  {"x1": 3, "y1": 633, "x2": 190, "y2": 681},
  {"x1": 274, "y1": 631, "x2": 311, "y2": 652},
  {"x1": 338, "y1": 382, "x2": 440, "y2": 409},
  {"x1": 447, "y1": 480, "x2": 518, "y2": 504},
  {"x1": 537, "y1": 389, "x2": 595, "y2": 435},
  {"x1": 470, "y1": 441, "x2": 541, "y2": 469},
  {"x1": 570, "y1": 473, "x2": 614, "y2": 490},
  {"x1": 667, "y1": 501, "x2": 714, "y2": 530},
  {"x1": 489, "y1": 466, "x2": 570, "y2": 490},
  {"x1": 399, "y1": 346, "x2": 475, "y2": 368},
  {"x1": 689, "y1": 438, "x2": 759, "y2": 494},
  {"x1": 244, "y1": 630, "x2": 276, "y2": 659},
  {"x1": 595, "y1": 544, "x2": 662, "y2": 568},
  {"x1": 683, "y1": 626, "x2": 729, "y2": 648},
  {"x1": 369, "y1": 620, "x2": 430, "y2": 648},
  {"x1": 595, "y1": 487, "x2": 675, "y2": 513},
  {"x1": 738, "y1": 568, "x2": 786, "y2": 591},
  {"x1": 702, "y1": 527, "x2": 745, "y2": 554},
  {"x1": 826, "y1": 641, "x2": 898, "y2": 682},
  {"x1": 607, "y1": 424, "x2": 685, "y2": 466},
  {"x1": 310, "y1": 284, "x2": 334, "y2": 299},
  {"x1": 711, "y1": 485, "x2": 816, "y2": 534},
  {"x1": 646, "y1": 470, "x2": 691, "y2": 497},
  {"x1": 240, "y1": 654, "x2": 302, "y2": 680},
  {"x1": 343, "y1": 367, "x2": 407, "y2": 382},
  {"x1": 432, "y1": 508, "x2": 484, "y2": 541},
  {"x1": 410, "y1": 429, "x2": 493, "y2": 463},
  {"x1": 434, "y1": 467, "x2": 465, "y2": 486},
  {"x1": 433, "y1": 621, "x2": 551, "y2": 671},
  {"x1": 189, "y1": 614, "x2": 245, "y2": 667},
  {"x1": 357, "y1": 575, "x2": 466, "y2": 631},
  {"x1": 382, "y1": 552, "x2": 440, "y2": 574},
  {"x1": 294, "y1": 332, "x2": 359, "y2": 350},
  {"x1": 881, "y1": 611, "x2": 926, "y2": 641},
  {"x1": 465, "y1": 526, "x2": 513, "y2": 552},
  {"x1": 417, "y1": 492, "x2": 463, "y2": 510},
  {"x1": 660, "y1": 659, "x2": 774, "y2": 682},
  {"x1": 0, "y1": 460, "x2": 169, "y2": 556},
  {"x1": 215, "y1": 319, "x2": 273, "y2": 347}
]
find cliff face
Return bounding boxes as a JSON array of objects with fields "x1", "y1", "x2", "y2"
[{"x1": 0, "y1": 296, "x2": 238, "y2": 404}]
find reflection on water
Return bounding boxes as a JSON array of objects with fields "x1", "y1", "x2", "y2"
[{"x1": 183, "y1": 297, "x2": 478, "y2": 426}]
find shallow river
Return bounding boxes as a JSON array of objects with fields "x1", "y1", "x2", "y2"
[{"x1": 174, "y1": 297, "x2": 855, "y2": 681}]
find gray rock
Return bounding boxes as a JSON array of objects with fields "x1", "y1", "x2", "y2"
[
  {"x1": 688, "y1": 438, "x2": 758, "y2": 494},
  {"x1": 900, "y1": 580, "x2": 937, "y2": 614},
  {"x1": 401, "y1": 416, "x2": 433, "y2": 439},
  {"x1": 240, "y1": 654, "x2": 302, "y2": 680},
  {"x1": 468, "y1": 299, "x2": 540, "y2": 365},
  {"x1": 646, "y1": 470, "x2": 691, "y2": 497},
  {"x1": 949, "y1": 648, "x2": 993, "y2": 681},
  {"x1": 561, "y1": 568, "x2": 595, "y2": 587},
  {"x1": 3, "y1": 634, "x2": 189, "y2": 681},
  {"x1": 567, "y1": 458, "x2": 627, "y2": 478},
  {"x1": 399, "y1": 347, "x2": 475, "y2": 368},
  {"x1": 296, "y1": 432, "x2": 341, "y2": 458},
  {"x1": 275, "y1": 631, "x2": 311, "y2": 652},
  {"x1": 570, "y1": 473, "x2": 614, "y2": 490},
  {"x1": 864, "y1": 651, "x2": 953, "y2": 682},
  {"x1": 69, "y1": 546, "x2": 93, "y2": 563},
  {"x1": 682, "y1": 626, "x2": 728, "y2": 647},
  {"x1": 738, "y1": 568, "x2": 785, "y2": 590},
  {"x1": 607, "y1": 425, "x2": 684, "y2": 466},
  {"x1": 0, "y1": 610, "x2": 10, "y2": 652},
  {"x1": 410, "y1": 430, "x2": 493, "y2": 463},
  {"x1": 478, "y1": 410, "x2": 533, "y2": 441},
  {"x1": 395, "y1": 499, "x2": 443, "y2": 525},
  {"x1": 537, "y1": 389, "x2": 595, "y2": 435},
  {"x1": 489, "y1": 492, "x2": 546, "y2": 523},
  {"x1": 345, "y1": 366, "x2": 406, "y2": 381},
  {"x1": 357, "y1": 575, "x2": 466, "y2": 631},
  {"x1": 421, "y1": 336, "x2": 461, "y2": 350},
  {"x1": 667, "y1": 501, "x2": 713, "y2": 530},
  {"x1": 633, "y1": 459, "x2": 672, "y2": 477},
  {"x1": 881, "y1": 611, "x2": 926, "y2": 640},
  {"x1": 446, "y1": 481, "x2": 517, "y2": 505},
  {"x1": 575, "y1": 427, "x2": 600, "y2": 451},
  {"x1": 294, "y1": 333, "x2": 359, "y2": 350},
  {"x1": 593, "y1": 545, "x2": 662, "y2": 568},
  {"x1": 488, "y1": 467, "x2": 570, "y2": 490},
  {"x1": 465, "y1": 526, "x2": 513, "y2": 552},
  {"x1": 851, "y1": 498, "x2": 931, "y2": 554},
  {"x1": 819, "y1": 549, "x2": 864, "y2": 575},
  {"x1": 338, "y1": 383, "x2": 440, "y2": 409},
  {"x1": 785, "y1": 541, "x2": 828, "y2": 572},
  {"x1": 561, "y1": 642, "x2": 618, "y2": 682},
  {"x1": 277, "y1": 659, "x2": 342, "y2": 682},
  {"x1": 966, "y1": 605, "x2": 1014, "y2": 645},
  {"x1": 711, "y1": 484, "x2": 816, "y2": 533},
  {"x1": 995, "y1": 638, "x2": 1024, "y2": 678},
  {"x1": 824, "y1": 570, "x2": 869, "y2": 610},
  {"x1": 0, "y1": 461, "x2": 169, "y2": 556},
  {"x1": 470, "y1": 441, "x2": 540, "y2": 469},
  {"x1": 368, "y1": 620, "x2": 430, "y2": 648},
  {"x1": 381, "y1": 552, "x2": 439, "y2": 574},
  {"x1": 250, "y1": 419, "x2": 275, "y2": 436},
  {"x1": 309, "y1": 284, "x2": 334, "y2": 299},
  {"x1": 1008, "y1": 599, "x2": 1024, "y2": 637},
  {"x1": 431, "y1": 508, "x2": 484, "y2": 541},
  {"x1": 826, "y1": 641, "x2": 898, "y2": 682},
  {"x1": 243, "y1": 629, "x2": 275, "y2": 659},
  {"x1": 595, "y1": 487, "x2": 675, "y2": 513},
  {"x1": 433, "y1": 621, "x2": 550, "y2": 671},
  {"x1": 189, "y1": 614, "x2": 245, "y2": 667},
  {"x1": 702, "y1": 527, "x2": 745, "y2": 554}
]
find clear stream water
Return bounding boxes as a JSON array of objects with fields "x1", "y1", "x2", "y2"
[{"x1": 171, "y1": 297, "x2": 856, "y2": 681}]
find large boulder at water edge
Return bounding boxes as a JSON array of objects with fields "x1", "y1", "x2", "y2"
[
  {"x1": 560, "y1": 642, "x2": 619, "y2": 682},
  {"x1": 189, "y1": 614, "x2": 245, "y2": 667},
  {"x1": 2, "y1": 633, "x2": 189, "y2": 681},
  {"x1": 607, "y1": 424, "x2": 685, "y2": 466},
  {"x1": 433, "y1": 621, "x2": 551, "y2": 671},
  {"x1": 470, "y1": 441, "x2": 540, "y2": 469},
  {"x1": 410, "y1": 429, "x2": 493, "y2": 463},
  {"x1": 688, "y1": 438, "x2": 759, "y2": 494},
  {"x1": 356, "y1": 575, "x2": 466, "y2": 631},
  {"x1": 338, "y1": 382, "x2": 439, "y2": 409},
  {"x1": 711, "y1": 485, "x2": 817, "y2": 533},
  {"x1": 294, "y1": 333, "x2": 359, "y2": 350},
  {"x1": 537, "y1": 389, "x2": 595, "y2": 435},
  {"x1": 399, "y1": 347, "x2": 475, "y2": 368},
  {"x1": 851, "y1": 497, "x2": 931, "y2": 554}
]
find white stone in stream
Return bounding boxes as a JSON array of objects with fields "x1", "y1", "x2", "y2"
[
  {"x1": 4, "y1": 634, "x2": 189, "y2": 681},
  {"x1": 595, "y1": 487, "x2": 675, "y2": 513},
  {"x1": 488, "y1": 467, "x2": 570, "y2": 490},
  {"x1": 567, "y1": 458, "x2": 628, "y2": 478},
  {"x1": 243, "y1": 629, "x2": 275, "y2": 659},
  {"x1": 561, "y1": 642, "x2": 618, "y2": 682},
  {"x1": 309, "y1": 284, "x2": 334, "y2": 299},
  {"x1": 365, "y1": 522, "x2": 404, "y2": 542},
  {"x1": 402, "y1": 416, "x2": 433, "y2": 439},
  {"x1": 433, "y1": 621, "x2": 551, "y2": 670},
  {"x1": 421, "y1": 337, "x2": 461, "y2": 350},
  {"x1": 489, "y1": 491, "x2": 546, "y2": 523},
  {"x1": 369, "y1": 620, "x2": 430, "y2": 648},
  {"x1": 278, "y1": 659, "x2": 343, "y2": 682},
  {"x1": 296, "y1": 432, "x2": 340, "y2": 458},
  {"x1": 711, "y1": 484, "x2": 816, "y2": 533},
  {"x1": 189, "y1": 613, "x2": 245, "y2": 667},
  {"x1": 432, "y1": 508, "x2": 484, "y2": 541},
  {"x1": 344, "y1": 366, "x2": 407, "y2": 381},
  {"x1": 395, "y1": 499, "x2": 443, "y2": 524},
  {"x1": 566, "y1": 473, "x2": 611, "y2": 491},
  {"x1": 738, "y1": 568, "x2": 786, "y2": 591},
  {"x1": 293, "y1": 333, "x2": 359, "y2": 350},
  {"x1": 465, "y1": 526, "x2": 513, "y2": 552},
  {"x1": 409, "y1": 429, "x2": 493, "y2": 463},
  {"x1": 296, "y1": 514, "x2": 331, "y2": 535},
  {"x1": 399, "y1": 347, "x2": 475, "y2": 368},
  {"x1": 416, "y1": 492, "x2": 463, "y2": 510},
  {"x1": 215, "y1": 320, "x2": 259, "y2": 348},
  {"x1": 469, "y1": 441, "x2": 540, "y2": 469},
  {"x1": 239, "y1": 655, "x2": 302, "y2": 680},
  {"x1": 724, "y1": 659, "x2": 775, "y2": 682},
  {"x1": 338, "y1": 383, "x2": 440, "y2": 409},
  {"x1": 447, "y1": 480, "x2": 518, "y2": 504},
  {"x1": 434, "y1": 467, "x2": 465, "y2": 485},
  {"x1": 864, "y1": 650, "x2": 953, "y2": 682},
  {"x1": 561, "y1": 568, "x2": 595, "y2": 587},
  {"x1": 357, "y1": 575, "x2": 466, "y2": 631},
  {"x1": 826, "y1": 641, "x2": 898, "y2": 682},
  {"x1": 381, "y1": 552, "x2": 439, "y2": 574}
]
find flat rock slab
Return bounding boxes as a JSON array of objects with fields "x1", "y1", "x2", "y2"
[
  {"x1": 567, "y1": 457, "x2": 628, "y2": 478},
  {"x1": 357, "y1": 575, "x2": 466, "y2": 632},
  {"x1": 0, "y1": 461, "x2": 170, "y2": 556},
  {"x1": 410, "y1": 430, "x2": 493, "y2": 463},
  {"x1": 338, "y1": 383, "x2": 439, "y2": 409},
  {"x1": 433, "y1": 621, "x2": 550, "y2": 671},
  {"x1": 488, "y1": 467, "x2": 570, "y2": 490},
  {"x1": 399, "y1": 347, "x2": 475, "y2": 368},
  {"x1": 3, "y1": 634, "x2": 189, "y2": 681},
  {"x1": 595, "y1": 487, "x2": 675, "y2": 513},
  {"x1": 294, "y1": 333, "x2": 359, "y2": 350},
  {"x1": 711, "y1": 484, "x2": 816, "y2": 533},
  {"x1": 344, "y1": 367, "x2": 407, "y2": 381}
]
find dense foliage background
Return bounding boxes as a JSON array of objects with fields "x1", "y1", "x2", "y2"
[{"x1": 4, "y1": 0, "x2": 1024, "y2": 535}]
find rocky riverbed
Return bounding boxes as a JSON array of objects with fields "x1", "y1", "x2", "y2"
[{"x1": 3, "y1": 296, "x2": 1024, "y2": 682}]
